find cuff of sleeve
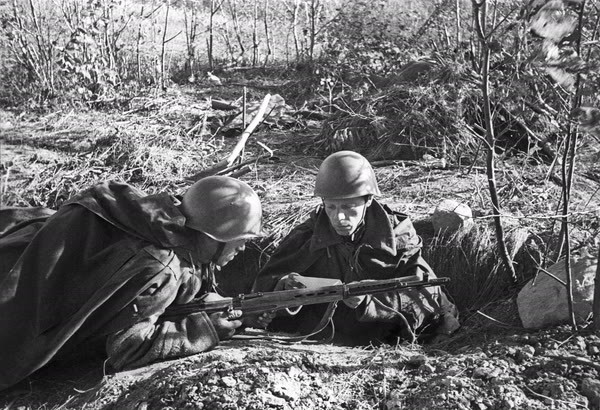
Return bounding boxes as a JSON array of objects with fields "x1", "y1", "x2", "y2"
[{"x1": 188, "y1": 311, "x2": 220, "y2": 347}]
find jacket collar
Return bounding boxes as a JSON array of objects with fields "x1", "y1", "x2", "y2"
[
  {"x1": 309, "y1": 199, "x2": 397, "y2": 256},
  {"x1": 68, "y1": 181, "x2": 194, "y2": 249}
]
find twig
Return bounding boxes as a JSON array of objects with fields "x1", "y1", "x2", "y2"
[
  {"x1": 547, "y1": 354, "x2": 600, "y2": 372},
  {"x1": 523, "y1": 385, "x2": 587, "y2": 408},
  {"x1": 475, "y1": 310, "x2": 521, "y2": 328},
  {"x1": 536, "y1": 266, "x2": 567, "y2": 286}
]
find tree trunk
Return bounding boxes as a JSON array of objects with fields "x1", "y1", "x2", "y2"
[
  {"x1": 252, "y1": 0, "x2": 259, "y2": 67},
  {"x1": 472, "y1": 0, "x2": 517, "y2": 283},
  {"x1": 136, "y1": 6, "x2": 144, "y2": 85},
  {"x1": 222, "y1": 23, "x2": 235, "y2": 63},
  {"x1": 308, "y1": 0, "x2": 320, "y2": 62},
  {"x1": 208, "y1": 0, "x2": 215, "y2": 70},
  {"x1": 160, "y1": 0, "x2": 170, "y2": 91},
  {"x1": 263, "y1": 0, "x2": 271, "y2": 66},
  {"x1": 560, "y1": 0, "x2": 587, "y2": 331},
  {"x1": 183, "y1": 3, "x2": 193, "y2": 78},
  {"x1": 292, "y1": 0, "x2": 300, "y2": 61},
  {"x1": 228, "y1": 0, "x2": 245, "y2": 63}
]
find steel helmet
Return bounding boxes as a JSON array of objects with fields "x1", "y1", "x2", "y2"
[
  {"x1": 181, "y1": 176, "x2": 263, "y2": 242},
  {"x1": 314, "y1": 151, "x2": 381, "y2": 199}
]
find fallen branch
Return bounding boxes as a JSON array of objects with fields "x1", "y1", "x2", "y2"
[
  {"x1": 186, "y1": 153, "x2": 274, "y2": 183},
  {"x1": 187, "y1": 94, "x2": 272, "y2": 181},
  {"x1": 294, "y1": 110, "x2": 330, "y2": 121},
  {"x1": 229, "y1": 165, "x2": 254, "y2": 178},
  {"x1": 212, "y1": 99, "x2": 239, "y2": 111}
]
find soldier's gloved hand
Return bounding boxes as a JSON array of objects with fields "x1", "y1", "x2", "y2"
[
  {"x1": 202, "y1": 292, "x2": 243, "y2": 340},
  {"x1": 243, "y1": 311, "x2": 276, "y2": 329},
  {"x1": 274, "y1": 273, "x2": 307, "y2": 291},
  {"x1": 343, "y1": 295, "x2": 366, "y2": 309},
  {"x1": 209, "y1": 311, "x2": 242, "y2": 340}
]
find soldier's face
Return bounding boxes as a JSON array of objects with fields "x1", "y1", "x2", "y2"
[
  {"x1": 323, "y1": 196, "x2": 371, "y2": 236},
  {"x1": 216, "y1": 238, "x2": 247, "y2": 266}
]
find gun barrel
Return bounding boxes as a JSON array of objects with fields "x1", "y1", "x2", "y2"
[{"x1": 345, "y1": 277, "x2": 449, "y2": 297}]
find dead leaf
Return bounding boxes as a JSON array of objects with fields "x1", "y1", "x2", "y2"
[{"x1": 529, "y1": 0, "x2": 578, "y2": 42}]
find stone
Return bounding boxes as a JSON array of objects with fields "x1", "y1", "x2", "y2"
[
  {"x1": 582, "y1": 378, "x2": 600, "y2": 407},
  {"x1": 517, "y1": 254, "x2": 596, "y2": 328},
  {"x1": 220, "y1": 376, "x2": 237, "y2": 387},
  {"x1": 431, "y1": 199, "x2": 473, "y2": 234}
]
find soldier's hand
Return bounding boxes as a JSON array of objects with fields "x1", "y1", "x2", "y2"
[
  {"x1": 202, "y1": 292, "x2": 227, "y2": 302},
  {"x1": 343, "y1": 295, "x2": 366, "y2": 309},
  {"x1": 209, "y1": 311, "x2": 242, "y2": 340},
  {"x1": 274, "y1": 273, "x2": 307, "y2": 291},
  {"x1": 243, "y1": 311, "x2": 276, "y2": 329}
]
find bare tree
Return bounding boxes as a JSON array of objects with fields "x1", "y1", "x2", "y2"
[
  {"x1": 184, "y1": 0, "x2": 200, "y2": 80},
  {"x1": 306, "y1": 0, "x2": 323, "y2": 62},
  {"x1": 283, "y1": 0, "x2": 301, "y2": 63},
  {"x1": 252, "y1": 0, "x2": 259, "y2": 66},
  {"x1": 208, "y1": 0, "x2": 225, "y2": 70},
  {"x1": 227, "y1": 0, "x2": 246, "y2": 64},
  {"x1": 136, "y1": 6, "x2": 145, "y2": 85},
  {"x1": 263, "y1": 0, "x2": 272, "y2": 66},
  {"x1": 558, "y1": 0, "x2": 587, "y2": 330},
  {"x1": 472, "y1": 0, "x2": 517, "y2": 283},
  {"x1": 160, "y1": 0, "x2": 170, "y2": 90},
  {"x1": 8, "y1": 0, "x2": 57, "y2": 94}
]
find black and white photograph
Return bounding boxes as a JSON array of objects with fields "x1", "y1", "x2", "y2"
[{"x1": 1, "y1": 0, "x2": 599, "y2": 408}]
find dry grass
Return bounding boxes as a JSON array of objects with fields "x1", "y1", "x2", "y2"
[
  {"x1": 0, "y1": 99, "x2": 232, "y2": 208},
  {"x1": 315, "y1": 60, "x2": 480, "y2": 161},
  {"x1": 423, "y1": 223, "x2": 533, "y2": 311}
]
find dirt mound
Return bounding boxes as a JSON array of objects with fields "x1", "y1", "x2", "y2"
[{"x1": 3, "y1": 324, "x2": 597, "y2": 410}]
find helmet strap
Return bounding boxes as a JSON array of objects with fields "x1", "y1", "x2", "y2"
[
  {"x1": 350, "y1": 195, "x2": 372, "y2": 238},
  {"x1": 211, "y1": 241, "x2": 226, "y2": 264}
]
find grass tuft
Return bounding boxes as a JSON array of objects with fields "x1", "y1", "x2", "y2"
[{"x1": 423, "y1": 222, "x2": 533, "y2": 311}]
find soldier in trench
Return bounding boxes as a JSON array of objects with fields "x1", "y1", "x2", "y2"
[
  {"x1": 251, "y1": 150, "x2": 460, "y2": 345},
  {"x1": 0, "y1": 176, "x2": 263, "y2": 391}
]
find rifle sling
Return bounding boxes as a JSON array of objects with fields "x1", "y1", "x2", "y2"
[{"x1": 232, "y1": 301, "x2": 339, "y2": 343}]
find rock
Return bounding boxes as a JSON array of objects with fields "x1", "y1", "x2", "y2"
[
  {"x1": 431, "y1": 199, "x2": 473, "y2": 234},
  {"x1": 514, "y1": 345, "x2": 535, "y2": 363},
  {"x1": 220, "y1": 376, "x2": 236, "y2": 387},
  {"x1": 517, "y1": 254, "x2": 597, "y2": 328},
  {"x1": 572, "y1": 336, "x2": 587, "y2": 351},
  {"x1": 407, "y1": 354, "x2": 428, "y2": 367},
  {"x1": 259, "y1": 390, "x2": 288, "y2": 407},
  {"x1": 473, "y1": 367, "x2": 495, "y2": 380},
  {"x1": 582, "y1": 378, "x2": 600, "y2": 407},
  {"x1": 271, "y1": 373, "x2": 301, "y2": 401},
  {"x1": 0, "y1": 121, "x2": 13, "y2": 130}
]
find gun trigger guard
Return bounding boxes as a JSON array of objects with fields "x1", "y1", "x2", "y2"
[
  {"x1": 285, "y1": 306, "x2": 303, "y2": 316},
  {"x1": 226, "y1": 306, "x2": 238, "y2": 321}
]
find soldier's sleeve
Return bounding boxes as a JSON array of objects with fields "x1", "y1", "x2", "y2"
[
  {"x1": 105, "y1": 249, "x2": 219, "y2": 371},
  {"x1": 251, "y1": 217, "x2": 317, "y2": 292}
]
